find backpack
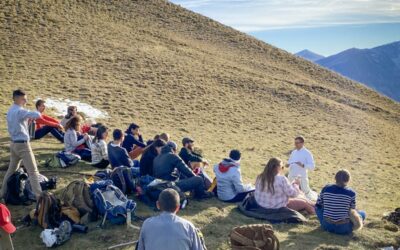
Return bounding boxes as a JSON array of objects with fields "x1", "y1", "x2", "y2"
[
  {"x1": 25, "y1": 174, "x2": 57, "y2": 201},
  {"x1": 230, "y1": 224, "x2": 280, "y2": 250},
  {"x1": 90, "y1": 180, "x2": 136, "y2": 225},
  {"x1": 4, "y1": 169, "x2": 31, "y2": 205},
  {"x1": 60, "y1": 181, "x2": 93, "y2": 216},
  {"x1": 35, "y1": 192, "x2": 62, "y2": 229},
  {"x1": 110, "y1": 167, "x2": 138, "y2": 195},
  {"x1": 143, "y1": 179, "x2": 188, "y2": 209},
  {"x1": 45, "y1": 154, "x2": 63, "y2": 168}
]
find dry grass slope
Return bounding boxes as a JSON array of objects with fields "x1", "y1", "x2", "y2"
[{"x1": 0, "y1": 0, "x2": 400, "y2": 249}]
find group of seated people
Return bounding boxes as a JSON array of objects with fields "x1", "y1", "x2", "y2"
[{"x1": 32, "y1": 99, "x2": 366, "y2": 235}]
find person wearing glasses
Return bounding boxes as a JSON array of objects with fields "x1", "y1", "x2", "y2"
[{"x1": 286, "y1": 136, "x2": 318, "y2": 201}]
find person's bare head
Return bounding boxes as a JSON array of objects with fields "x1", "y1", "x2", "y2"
[
  {"x1": 13, "y1": 89, "x2": 27, "y2": 106},
  {"x1": 156, "y1": 188, "x2": 180, "y2": 213},
  {"x1": 335, "y1": 169, "x2": 351, "y2": 187},
  {"x1": 35, "y1": 99, "x2": 46, "y2": 113},
  {"x1": 159, "y1": 133, "x2": 170, "y2": 142},
  {"x1": 294, "y1": 136, "x2": 305, "y2": 150}
]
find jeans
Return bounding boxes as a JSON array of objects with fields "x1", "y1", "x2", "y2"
[
  {"x1": 315, "y1": 206, "x2": 366, "y2": 235},
  {"x1": 73, "y1": 148, "x2": 92, "y2": 162},
  {"x1": 176, "y1": 176, "x2": 206, "y2": 198},
  {"x1": 222, "y1": 190, "x2": 253, "y2": 203},
  {"x1": 35, "y1": 126, "x2": 64, "y2": 143}
]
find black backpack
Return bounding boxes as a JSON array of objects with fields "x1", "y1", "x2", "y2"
[
  {"x1": 35, "y1": 191, "x2": 62, "y2": 229},
  {"x1": 4, "y1": 169, "x2": 31, "y2": 205},
  {"x1": 110, "y1": 167, "x2": 137, "y2": 195},
  {"x1": 144, "y1": 180, "x2": 188, "y2": 209}
]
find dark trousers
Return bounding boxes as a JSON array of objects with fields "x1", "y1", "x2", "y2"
[
  {"x1": 222, "y1": 190, "x2": 254, "y2": 203},
  {"x1": 176, "y1": 176, "x2": 206, "y2": 198},
  {"x1": 74, "y1": 148, "x2": 92, "y2": 162},
  {"x1": 35, "y1": 126, "x2": 64, "y2": 143},
  {"x1": 92, "y1": 159, "x2": 110, "y2": 169}
]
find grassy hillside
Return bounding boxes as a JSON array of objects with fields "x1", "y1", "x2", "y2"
[{"x1": 1, "y1": 0, "x2": 400, "y2": 249}]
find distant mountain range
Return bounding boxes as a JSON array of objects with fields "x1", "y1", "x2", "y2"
[{"x1": 296, "y1": 41, "x2": 400, "y2": 102}]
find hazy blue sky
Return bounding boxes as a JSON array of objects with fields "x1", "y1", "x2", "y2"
[{"x1": 170, "y1": 0, "x2": 400, "y2": 56}]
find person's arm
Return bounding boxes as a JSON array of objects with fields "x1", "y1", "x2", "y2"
[
  {"x1": 133, "y1": 136, "x2": 146, "y2": 148},
  {"x1": 304, "y1": 151, "x2": 315, "y2": 170},
  {"x1": 137, "y1": 221, "x2": 147, "y2": 250},
  {"x1": 182, "y1": 148, "x2": 203, "y2": 163},
  {"x1": 18, "y1": 109, "x2": 41, "y2": 120},
  {"x1": 282, "y1": 176, "x2": 300, "y2": 198},
  {"x1": 121, "y1": 148, "x2": 134, "y2": 167},
  {"x1": 350, "y1": 193, "x2": 356, "y2": 209},
  {"x1": 101, "y1": 141, "x2": 108, "y2": 160},
  {"x1": 36, "y1": 115, "x2": 60, "y2": 128},
  {"x1": 66, "y1": 130, "x2": 85, "y2": 147},
  {"x1": 316, "y1": 187, "x2": 325, "y2": 207},
  {"x1": 174, "y1": 156, "x2": 195, "y2": 178},
  {"x1": 231, "y1": 169, "x2": 246, "y2": 193},
  {"x1": 190, "y1": 226, "x2": 207, "y2": 250}
]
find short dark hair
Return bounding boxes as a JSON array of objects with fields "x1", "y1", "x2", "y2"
[
  {"x1": 295, "y1": 136, "x2": 305, "y2": 143},
  {"x1": 158, "y1": 188, "x2": 180, "y2": 212},
  {"x1": 335, "y1": 169, "x2": 351, "y2": 187},
  {"x1": 229, "y1": 150, "x2": 241, "y2": 161},
  {"x1": 126, "y1": 123, "x2": 140, "y2": 134},
  {"x1": 35, "y1": 99, "x2": 45, "y2": 109},
  {"x1": 113, "y1": 129, "x2": 124, "y2": 141},
  {"x1": 13, "y1": 89, "x2": 26, "y2": 99}
]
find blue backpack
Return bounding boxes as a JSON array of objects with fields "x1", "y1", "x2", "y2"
[{"x1": 90, "y1": 180, "x2": 136, "y2": 225}]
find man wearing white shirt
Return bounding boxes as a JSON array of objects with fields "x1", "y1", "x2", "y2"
[
  {"x1": 0, "y1": 89, "x2": 43, "y2": 201},
  {"x1": 286, "y1": 136, "x2": 318, "y2": 201}
]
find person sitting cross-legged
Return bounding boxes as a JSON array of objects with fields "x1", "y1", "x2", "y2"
[
  {"x1": 153, "y1": 143, "x2": 213, "y2": 200},
  {"x1": 34, "y1": 99, "x2": 64, "y2": 143},
  {"x1": 179, "y1": 137, "x2": 209, "y2": 170},
  {"x1": 213, "y1": 150, "x2": 254, "y2": 202},
  {"x1": 315, "y1": 169, "x2": 366, "y2": 235},
  {"x1": 255, "y1": 157, "x2": 315, "y2": 215},
  {"x1": 108, "y1": 129, "x2": 139, "y2": 169},
  {"x1": 137, "y1": 188, "x2": 207, "y2": 250}
]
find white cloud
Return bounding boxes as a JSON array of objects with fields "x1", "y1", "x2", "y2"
[{"x1": 171, "y1": 0, "x2": 400, "y2": 31}]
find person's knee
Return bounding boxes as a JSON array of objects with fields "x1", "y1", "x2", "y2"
[{"x1": 358, "y1": 210, "x2": 366, "y2": 221}]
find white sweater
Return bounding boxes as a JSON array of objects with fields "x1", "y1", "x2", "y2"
[{"x1": 288, "y1": 147, "x2": 315, "y2": 178}]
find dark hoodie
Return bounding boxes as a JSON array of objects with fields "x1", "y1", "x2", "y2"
[{"x1": 153, "y1": 146, "x2": 195, "y2": 181}]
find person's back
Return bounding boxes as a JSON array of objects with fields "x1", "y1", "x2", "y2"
[
  {"x1": 317, "y1": 184, "x2": 355, "y2": 222},
  {"x1": 139, "y1": 149, "x2": 157, "y2": 176},
  {"x1": 138, "y1": 188, "x2": 206, "y2": 250},
  {"x1": 91, "y1": 139, "x2": 108, "y2": 163},
  {"x1": 153, "y1": 146, "x2": 194, "y2": 181},
  {"x1": 255, "y1": 175, "x2": 298, "y2": 209},
  {"x1": 107, "y1": 129, "x2": 133, "y2": 169}
]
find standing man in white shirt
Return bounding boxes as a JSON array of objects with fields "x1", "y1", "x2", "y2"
[
  {"x1": 0, "y1": 89, "x2": 43, "y2": 201},
  {"x1": 286, "y1": 136, "x2": 318, "y2": 201}
]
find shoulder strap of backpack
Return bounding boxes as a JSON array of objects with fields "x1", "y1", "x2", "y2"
[{"x1": 112, "y1": 168, "x2": 127, "y2": 193}]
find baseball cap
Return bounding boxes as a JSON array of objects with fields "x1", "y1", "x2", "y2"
[
  {"x1": 167, "y1": 141, "x2": 177, "y2": 151},
  {"x1": 0, "y1": 203, "x2": 16, "y2": 234},
  {"x1": 182, "y1": 137, "x2": 194, "y2": 145}
]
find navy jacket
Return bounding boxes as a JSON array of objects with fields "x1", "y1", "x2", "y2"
[
  {"x1": 140, "y1": 148, "x2": 157, "y2": 176},
  {"x1": 108, "y1": 142, "x2": 133, "y2": 169},
  {"x1": 122, "y1": 134, "x2": 146, "y2": 152}
]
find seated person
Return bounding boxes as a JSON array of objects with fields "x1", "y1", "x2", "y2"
[
  {"x1": 316, "y1": 169, "x2": 366, "y2": 235},
  {"x1": 108, "y1": 129, "x2": 138, "y2": 169},
  {"x1": 137, "y1": 189, "x2": 207, "y2": 250},
  {"x1": 122, "y1": 123, "x2": 146, "y2": 159},
  {"x1": 213, "y1": 150, "x2": 254, "y2": 202},
  {"x1": 159, "y1": 132, "x2": 170, "y2": 142},
  {"x1": 153, "y1": 144, "x2": 213, "y2": 199},
  {"x1": 179, "y1": 137, "x2": 208, "y2": 170},
  {"x1": 139, "y1": 139, "x2": 166, "y2": 176},
  {"x1": 64, "y1": 116, "x2": 91, "y2": 162},
  {"x1": 255, "y1": 157, "x2": 315, "y2": 215},
  {"x1": 60, "y1": 105, "x2": 78, "y2": 128},
  {"x1": 34, "y1": 99, "x2": 64, "y2": 143},
  {"x1": 90, "y1": 125, "x2": 110, "y2": 169}
]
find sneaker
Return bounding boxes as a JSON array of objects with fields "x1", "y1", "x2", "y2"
[{"x1": 54, "y1": 220, "x2": 72, "y2": 246}]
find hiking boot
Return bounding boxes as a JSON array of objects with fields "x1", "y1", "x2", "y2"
[{"x1": 196, "y1": 192, "x2": 214, "y2": 200}]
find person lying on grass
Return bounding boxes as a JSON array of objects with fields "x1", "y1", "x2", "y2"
[
  {"x1": 213, "y1": 149, "x2": 254, "y2": 202},
  {"x1": 108, "y1": 129, "x2": 139, "y2": 169},
  {"x1": 153, "y1": 142, "x2": 213, "y2": 200},
  {"x1": 255, "y1": 157, "x2": 315, "y2": 215},
  {"x1": 137, "y1": 188, "x2": 207, "y2": 250},
  {"x1": 315, "y1": 169, "x2": 366, "y2": 235},
  {"x1": 122, "y1": 123, "x2": 147, "y2": 160},
  {"x1": 90, "y1": 125, "x2": 110, "y2": 169},
  {"x1": 34, "y1": 99, "x2": 64, "y2": 143},
  {"x1": 64, "y1": 116, "x2": 91, "y2": 162}
]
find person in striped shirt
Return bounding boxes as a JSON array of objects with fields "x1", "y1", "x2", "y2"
[{"x1": 315, "y1": 169, "x2": 366, "y2": 235}]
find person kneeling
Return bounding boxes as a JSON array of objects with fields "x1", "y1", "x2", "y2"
[
  {"x1": 137, "y1": 189, "x2": 207, "y2": 250},
  {"x1": 213, "y1": 150, "x2": 254, "y2": 202},
  {"x1": 255, "y1": 158, "x2": 315, "y2": 215},
  {"x1": 153, "y1": 144, "x2": 213, "y2": 200},
  {"x1": 315, "y1": 169, "x2": 366, "y2": 235}
]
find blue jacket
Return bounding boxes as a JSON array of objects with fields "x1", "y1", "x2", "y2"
[
  {"x1": 122, "y1": 134, "x2": 146, "y2": 152},
  {"x1": 107, "y1": 142, "x2": 133, "y2": 169}
]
